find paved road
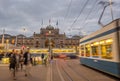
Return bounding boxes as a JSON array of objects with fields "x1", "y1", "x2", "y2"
[
  {"x1": 51, "y1": 59, "x2": 119, "y2": 81},
  {"x1": 0, "y1": 65, "x2": 48, "y2": 81},
  {"x1": 0, "y1": 59, "x2": 119, "y2": 81}
]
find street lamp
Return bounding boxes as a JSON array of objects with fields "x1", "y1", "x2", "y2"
[
  {"x1": 22, "y1": 28, "x2": 26, "y2": 46},
  {"x1": 48, "y1": 30, "x2": 52, "y2": 60},
  {"x1": 5, "y1": 39, "x2": 9, "y2": 53},
  {"x1": 15, "y1": 35, "x2": 17, "y2": 47}
]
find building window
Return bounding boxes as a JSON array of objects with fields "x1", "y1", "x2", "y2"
[
  {"x1": 11, "y1": 39, "x2": 15, "y2": 44},
  {"x1": 35, "y1": 41, "x2": 39, "y2": 47}
]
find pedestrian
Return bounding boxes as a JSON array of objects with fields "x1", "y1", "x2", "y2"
[
  {"x1": 50, "y1": 54, "x2": 54, "y2": 63},
  {"x1": 43, "y1": 54, "x2": 48, "y2": 66},
  {"x1": 19, "y1": 50, "x2": 24, "y2": 71},
  {"x1": 23, "y1": 47, "x2": 32, "y2": 77},
  {"x1": 41, "y1": 53, "x2": 44, "y2": 64},
  {"x1": 15, "y1": 50, "x2": 20, "y2": 71},
  {"x1": 9, "y1": 49, "x2": 17, "y2": 80}
]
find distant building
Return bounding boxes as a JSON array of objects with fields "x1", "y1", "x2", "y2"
[{"x1": 0, "y1": 25, "x2": 80, "y2": 48}]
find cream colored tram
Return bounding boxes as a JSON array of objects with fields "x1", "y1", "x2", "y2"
[{"x1": 79, "y1": 18, "x2": 120, "y2": 78}]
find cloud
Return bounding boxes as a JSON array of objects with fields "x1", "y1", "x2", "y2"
[{"x1": 0, "y1": 0, "x2": 119, "y2": 36}]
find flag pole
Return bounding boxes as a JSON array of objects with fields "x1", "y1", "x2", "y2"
[
  {"x1": 41, "y1": 19, "x2": 43, "y2": 28},
  {"x1": 15, "y1": 35, "x2": 17, "y2": 47},
  {"x1": 49, "y1": 19, "x2": 51, "y2": 25},
  {"x1": 56, "y1": 20, "x2": 58, "y2": 28}
]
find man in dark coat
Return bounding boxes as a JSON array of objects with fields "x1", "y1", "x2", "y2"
[
  {"x1": 41, "y1": 53, "x2": 44, "y2": 64},
  {"x1": 23, "y1": 48, "x2": 32, "y2": 76},
  {"x1": 9, "y1": 49, "x2": 17, "y2": 80}
]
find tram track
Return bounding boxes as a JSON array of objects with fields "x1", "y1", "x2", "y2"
[
  {"x1": 49, "y1": 59, "x2": 119, "y2": 81},
  {"x1": 65, "y1": 60, "x2": 92, "y2": 81},
  {"x1": 51, "y1": 60, "x2": 64, "y2": 81},
  {"x1": 49, "y1": 59, "x2": 75, "y2": 81},
  {"x1": 56, "y1": 60, "x2": 74, "y2": 81},
  {"x1": 60, "y1": 65, "x2": 74, "y2": 81},
  {"x1": 59, "y1": 59, "x2": 92, "y2": 81},
  {"x1": 50, "y1": 59, "x2": 74, "y2": 81},
  {"x1": 65, "y1": 59, "x2": 119, "y2": 81}
]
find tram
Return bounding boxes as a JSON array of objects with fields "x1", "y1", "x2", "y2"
[{"x1": 79, "y1": 18, "x2": 120, "y2": 78}]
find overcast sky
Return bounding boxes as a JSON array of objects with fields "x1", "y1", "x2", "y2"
[{"x1": 0, "y1": 0, "x2": 120, "y2": 37}]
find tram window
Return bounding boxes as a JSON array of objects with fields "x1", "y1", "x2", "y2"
[
  {"x1": 91, "y1": 46, "x2": 99, "y2": 57},
  {"x1": 101, "y1": 44, "x2": 112, "y2": 59},
  {"x1": 91, "y1": 42, "x2": 99, "y2": 57},
  {"x1": 101, "y1": 39, "x2": 113, "y2": 59},
  {"x1": 101, "y1": 45, "x2": 106, "y2": 57},
  {"x1": 80, "y1": 45, "x2": 84, "y2": 56},
  {"x1": 85, "y1": 44, "x2": 90, "y2": 57}
]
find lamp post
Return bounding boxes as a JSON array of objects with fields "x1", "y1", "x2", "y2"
[
  {"x1": 49, "y1": 38, "x2": 52, "y2": 60},
  {"x1": 15, "y1": 35, "x2": 17, "y2": 47},
  {"x1": 6, "y1": 39, "x2": 9, "y2": 53},
  {"x1": 48, "y1": 30, "x2": 52, "y2": 60},
  {"x1": 23, "y1": 28, "x2": 26, "y2": 46}
]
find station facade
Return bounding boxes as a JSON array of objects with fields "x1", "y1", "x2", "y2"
[{"x1": 0, "y1": 25, "x2": 80, "y2": 49}]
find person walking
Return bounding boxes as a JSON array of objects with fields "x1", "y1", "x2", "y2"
[
  {"x1": 23, "y1": 48, "x2": 32, "y2": 77},
  {"x1": 9, "y1": 49, "x2": 17, "y2": 80},
  {"x1": 19, "y1": 50, "x2": 24, "y2": 71},
  {"x1": 15, "y1": 50, "x2": 20, "y2": 71},
  {"x1": 50, "y1": 54, "x2": 54, "y2": 63},
  {"x1": 41, "y1": 53, "x2": 44, "y2": 64},
  {"x1": 43, "y1": 54, "x2": 48, "y2": 66}
]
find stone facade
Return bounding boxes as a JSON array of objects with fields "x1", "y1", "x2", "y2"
[
  {"x1": 34, "y1": 25, "x2": 66, "y2": 48},
  {"x1": 0, "y1": 25, "x2": 80, "y2": 49}
]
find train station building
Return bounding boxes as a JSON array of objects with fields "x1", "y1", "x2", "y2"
[{"x1": 0, "y1": 25, "x2": 80, "y2": 49}]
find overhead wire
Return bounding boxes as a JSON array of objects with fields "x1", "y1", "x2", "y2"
[
  {"x1": 67, "y1": 0, "x2": 86, "y2": 30},
  {"x1": 79, "y1": 0, "x2": 98, "y2": 30},
  {"x1": 74, "y1": 0, "x2": 98, "y2": 35},
  {"x1": 83, "y1": 1, "x2": 103, "y2": 28},
  {"x1": 61, "y1": 0, "x2": 73, "y2": 35},
  {"x1": 63, "y1": 0, "x2": 73, "y2": 21},
  {"x1": 72, "y1": 0, "x2": 102, "y2": 36},
  {"x1": 69, "y1": 0, "x2": 89, "y2": 30},
  {"x1": 72, "y1": 0, "x2": 98, "y2": 31},
  {"x1": 82, "y1": 1, "x2": 109, "y2": 35}
]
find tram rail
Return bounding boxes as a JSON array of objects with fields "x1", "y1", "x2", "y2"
[
  {"x1": 48, "y1": 59, "x2": 119, "y2": 81},
  {"x1": 66, "y1": 59, "x2": 120, "y2": 81},
  {"x1": 57, "y1": 60, "x2": 74, "y2": 81},
  {"x1": 59, "y1": 60, "x2": 92, "y2": 81}
]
